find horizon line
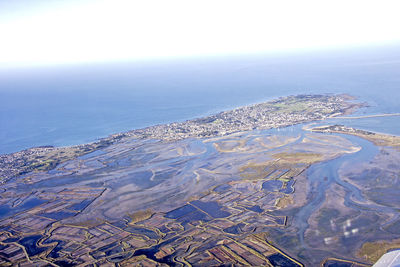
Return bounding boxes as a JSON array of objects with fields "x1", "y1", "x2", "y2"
[{"x1": 1, "y1": 42, "x2": 399, "y2": 71}]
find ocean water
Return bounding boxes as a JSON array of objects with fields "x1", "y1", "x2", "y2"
[{"x1": 1, "y1": 44, "x2": 400, "y2": 154}]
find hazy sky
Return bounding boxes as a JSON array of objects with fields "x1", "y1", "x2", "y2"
[{"x1": 1, "y1": 0, "x2": 400, "y2": 67}]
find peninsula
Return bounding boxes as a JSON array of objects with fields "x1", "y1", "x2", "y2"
[
  {"x1": 0, "y1": 94, "x2": 360, "y2": 183},
  {"x1": 311, "y1": 124, "x2": 400, "y2": 148}
]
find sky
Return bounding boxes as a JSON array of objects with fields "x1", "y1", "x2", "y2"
[{"x1": 1, "y1": 0, "x2": 400, "y2": 67}]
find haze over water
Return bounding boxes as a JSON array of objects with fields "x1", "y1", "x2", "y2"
[{"x1": 1, "y1": 45, "x2": 400, "y2": 154}]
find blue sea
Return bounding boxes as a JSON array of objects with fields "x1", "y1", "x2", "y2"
[{"x1": 1, "y1": 44, "x2": 400, "y2": 154}]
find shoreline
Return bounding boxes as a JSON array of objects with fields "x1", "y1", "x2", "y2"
[
  {"x1": 309, "y1": 124, "x2": 400, "y2": 148},
  {"x1": 0, "y1": 94, "x2": 361, "y2": 183}
]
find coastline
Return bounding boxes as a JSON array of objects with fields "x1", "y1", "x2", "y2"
[
  {"x1": 310, "y1": 124, "x2": 400, "y2": 148},
  {"x1": 0, "y1": 94, "x2": 361, "y2": 183}
]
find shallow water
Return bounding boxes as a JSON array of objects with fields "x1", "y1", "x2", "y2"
[
  {"x1": 1, "y1": 45, "x2": 400, "y2": 154},
  {"x1": 291, "y1": 133, "x2": 400, "y2": 247},
  {"x1": 0, "y1": 197, "x2": 47, "y2": 219}
]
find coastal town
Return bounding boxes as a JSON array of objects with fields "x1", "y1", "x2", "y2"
[
  {"x1": 0, "y1": 94, "x2": 360, "y2": 183},
  {"x1": 128, "y1": 94, "x2": 358, "y2": 140}
]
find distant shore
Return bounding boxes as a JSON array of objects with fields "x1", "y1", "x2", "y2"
[{"x1": 332, "y1": 113, "x2": 400, "y2": 119}]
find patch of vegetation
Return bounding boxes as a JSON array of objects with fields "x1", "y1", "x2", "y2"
[
  {"x1": 239, "y1": 162, "x2": 274, "y2": 180},
  {"x1": 274, "y1": 102, "x2": 311, "y2": 114},
  {"x1": 276, "y1": 195, "x2": 294, "y2": 209},
  {"x1": 358, "y1": 239, "x2": 400, "y2": 263},
  {"x1": 128, "y1": 209, "x2": 154, "y2": 224}
]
